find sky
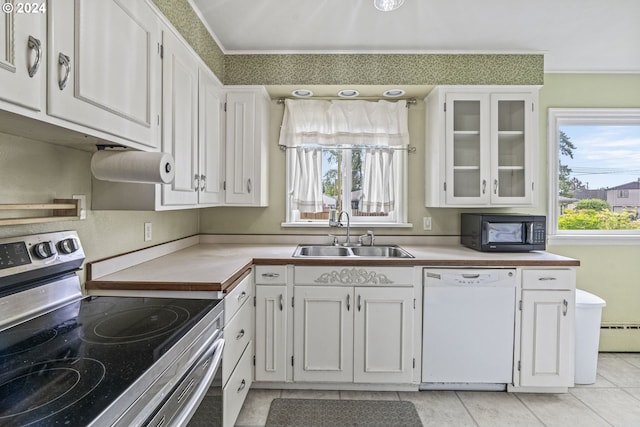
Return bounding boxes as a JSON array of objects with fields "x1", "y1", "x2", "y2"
[{"x1": 559, "y1": 125, "x2": 640, "y2": 189}]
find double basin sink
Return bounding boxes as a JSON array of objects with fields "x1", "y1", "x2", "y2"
[{"x1": 293, "y1": 245, "x2": 414, "y2": 258}]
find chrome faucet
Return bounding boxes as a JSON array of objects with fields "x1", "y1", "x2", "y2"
[{"x1": 329, "y1": 210, "x2": 352, "y2": 246}]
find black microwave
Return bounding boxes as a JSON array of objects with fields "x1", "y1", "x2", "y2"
[{"x1": 460, "y1": 213, "x2": 546, "y2": 252}]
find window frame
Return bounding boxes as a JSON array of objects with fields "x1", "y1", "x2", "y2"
[
  {"x1": 282, "y1": 146, "x2": 410, "y2": 228},
  {"x1": 547, "y1": 108, "x2": 640, "y2": 245}
]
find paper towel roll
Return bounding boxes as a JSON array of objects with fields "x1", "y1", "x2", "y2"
[{"x1": 91, "y1": 150, "x2": 175, "y2": 184}]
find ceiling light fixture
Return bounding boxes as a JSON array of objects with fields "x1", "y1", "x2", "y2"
[
  {"x1": 374, "y1": 0, "x2": 405, "y2": 12},
  {"x1": 383, "y1": 89, "x2": 405, "y2": 97},
  {"x1": 337, "y1": 89, "x2": 360, "y2": 98},
  {"x1": 291, "y1": 89, "x2": 313, "y2": 97}
]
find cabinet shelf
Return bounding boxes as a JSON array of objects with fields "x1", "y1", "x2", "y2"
[
  {"x1": 453, "y1": 130, "x2": 481, "y2": 135},
  {"x1": 453, "y1": 166, "x2": 481, "y2": 170},
  {"x1": 498, "y1": 166, "x2": 525, "y2": 171},
  {"x1": 0, "y1": 199, "x2": 80, "y2": 226}
]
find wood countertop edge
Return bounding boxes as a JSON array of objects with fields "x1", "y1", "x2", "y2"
[{"x1": 85, "y1": 280, "x2": 223, "y2": 292}]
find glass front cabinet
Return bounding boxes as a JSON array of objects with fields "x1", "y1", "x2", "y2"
[{"x1": 425, "y1": 87, "x2": 539, "y2": 207}]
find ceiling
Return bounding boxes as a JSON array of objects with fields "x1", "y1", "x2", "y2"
[{"x1": 189, "y1": 0, "x2": 640, "y2": 73}]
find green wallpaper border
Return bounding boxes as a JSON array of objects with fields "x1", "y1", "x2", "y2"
[
  {"x1": 224, "y1": 53, "x2": 544, "y2": 86},
  {"x1": 151, "y1": 0, "x2": 225, "y2": 78}
]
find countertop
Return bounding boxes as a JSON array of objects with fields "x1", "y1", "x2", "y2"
[{"x1": 85, "y1": 240, "x2": 579, "y2": 293}]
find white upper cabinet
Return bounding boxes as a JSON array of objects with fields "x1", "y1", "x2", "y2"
[
  {"x1": 0, "y1": 8, "x2": 45, "y2": 112},
  {"x1": 425, "y1": 86, "x2": 539, "y2": 207},
  {"x1": 198, "y1": 67, "x2": 225, "y2": 206},
  {"x1": 160, "y1": 28, "x2": 199, "y2": 206},
  {"x1": 47, "y1": 0, "x2": 162, "y2": 150},
  {"x1": 225, "y1": 87, "x2": 270, "y2": 206}
]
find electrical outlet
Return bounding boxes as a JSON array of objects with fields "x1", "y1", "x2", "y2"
[
  {"x1": 144, "y1": 222, "x2": 152, "y2": 241},
  {"x1": 423, "y1": 216, "x2": 432, "y2": 231}
]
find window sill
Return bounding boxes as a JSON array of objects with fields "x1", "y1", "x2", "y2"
[
  {"x1": 281, "y1": 222, "x2": 413, "y2": 229},
  {"x1": 548, "y1": 233, "x2": 640, "y2": 246}
]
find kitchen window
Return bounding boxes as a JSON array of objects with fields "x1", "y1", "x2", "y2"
[
  {"x1": 548, "y1": 108, "x2": 640, "y2": 244},
  {"x1": 279, "y1": 99, "x2": 410, "y2": 226}
]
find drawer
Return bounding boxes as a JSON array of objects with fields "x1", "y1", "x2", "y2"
[
  {"x1": 225, "y1": 270, "x2": 253, "y2": 325},
  {"x1": 222, "y1": 297, "x2": 252, "y2": 385},
  {"x1": 223, "y1": 341, "x2": 253, "y2": 427},
  {"x1": 522, "y1": 269, "x2": 575, "y2": 290},
  {"x1": 255, "y1": 265, "x2": 287, "y2": 284},
  {"x1": 294, "y1": 266, "x2": 413, "y2": 286}
]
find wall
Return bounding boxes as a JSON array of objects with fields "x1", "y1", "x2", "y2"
[
  {"x1": 0, "y1": 133, "x2": 199, "y2": 284},
  {"x1": 541, "y1": 73, "x2": 640, "y2": 351}
]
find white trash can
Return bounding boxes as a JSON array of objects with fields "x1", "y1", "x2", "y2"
[{"x1": 574, "y1": 289, "x2": 606, "y2": 384}]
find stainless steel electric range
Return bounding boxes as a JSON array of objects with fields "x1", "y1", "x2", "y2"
[{"x1": 0, "y1": 231, "x2": 224, "y2": 427}]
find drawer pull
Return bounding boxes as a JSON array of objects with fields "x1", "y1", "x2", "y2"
[
  {"x1": 238, "y1": 291, "x2": 247, "y2": 301},
  {"x1": 58, "y1": 52, "x2": 71, "y2": 90},
  {"x1": 538, "y1": 277, "x2": 557, "y2": 281},
  {"x1": 27, "y1": 36, "x2": 42, "y2": 77},
  {"x1": 262, "y1": 272, "x2": 280, "y2": 278},
  {"x1": 346, "y1": 294, "x2": 351, "y2": 311},
  {"x1": 236, "y1": 329, "x2": 245, "y2": 340},
  {"x1": 279, "y1": 294, "x2": 284, "y2": 311},
  {"x1": 562, "y1": 299, "x2": 568, "y2": 316},
  {"x1": 237, "y1": 379, "x2": 246, "y2": 393}
]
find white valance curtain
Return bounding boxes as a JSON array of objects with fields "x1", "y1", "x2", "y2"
[
  {"x1": 281, "y1": 99, "x2": 409, "y2": 215},
  {"x1": 279, "y1": 99, "x2": 410, "y2": 148}
]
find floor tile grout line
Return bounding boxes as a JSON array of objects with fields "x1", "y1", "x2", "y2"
[
  {"x1": 567, "y1": 389, "x2": 616, "y2": 427},
  {"x1": 453, "y1": 391, "x2": 480, "y2": 427},
  {"x1": 512, "y1": 392, "x2": 549, "y2": 427}
]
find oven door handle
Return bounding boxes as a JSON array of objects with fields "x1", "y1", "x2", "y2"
[{"x1": 170, "y1": 336, "x2": 225, "y2": 427}]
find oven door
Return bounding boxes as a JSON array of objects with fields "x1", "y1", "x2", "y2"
[{"x1": 145, "y1": 333, "x2": 224, "y2": 427}]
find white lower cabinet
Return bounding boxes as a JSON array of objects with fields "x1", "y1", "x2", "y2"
[
  {"x1": 254, "y1": 284, "x2": 288, "y2": 382},
  {"x1": 513, "y1": 269, "x2": 576, "y2": 390},
  {"x1": 293, "y1": 286, "x2": 354, "y2": 383},
  {"x1": 353, "y1": 287, "x2": 414, "y2": 383},
  {"x1": 291, "y1": 266, "x2": 415, "y2": 384}
]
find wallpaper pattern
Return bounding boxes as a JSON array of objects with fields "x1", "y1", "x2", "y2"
[
  {"x1": 151, "y1": 0, "x2": 225, "y2": 78},
  {"x1": 224, "y1": 53, "x2": 544, "y2": 86},
  {"x1": 151, "y1": 1, "x2": 544, "y2": 86}
]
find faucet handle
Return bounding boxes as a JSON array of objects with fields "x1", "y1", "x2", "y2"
[
  {"x1": 367, "y1": 229, "x2": 375, "y2": 246},
  {"x1": 328, "y1": 234, "x2": 340, "y2": 246}
]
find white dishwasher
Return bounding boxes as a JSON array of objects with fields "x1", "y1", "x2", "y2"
[{"x1": 421, "y1": 268, "x2": 517, "y2": 390}]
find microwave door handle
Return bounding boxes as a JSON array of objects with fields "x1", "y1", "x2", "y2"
[{"x1": 526, "y1": 222, "x2": 534, "y2": 244}]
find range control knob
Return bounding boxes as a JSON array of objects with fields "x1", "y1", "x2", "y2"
[
  {"x1": 58, "y1": 238, "x2": 79, "y2": 254},
  {"x1": 32, "y1": 241, "x2": 57, "y2": 259}
]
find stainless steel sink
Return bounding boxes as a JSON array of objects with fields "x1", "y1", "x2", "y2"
[{"x1": 293, "y1": 245, "x2": 413, "y2": 258}]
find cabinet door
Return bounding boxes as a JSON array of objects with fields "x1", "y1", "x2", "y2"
[
  {"x1": 353, "y1": 287, "x2": 414, "y2": 383},
  {"x1": 160, "y1": 28, "x2": 198, "y2": 206},
  {"x1": 293, "y1": 286, "x2": 353, "y2": 382},
  {"x1": 198, "y1": 68, "x2": 225, "y2": 205},
  {"x1": 490, "y1": 93, "x2": 533, "y2": 204},
  {"x1": 255, "y1": 285, "x2": 288, "y2": 382},
  {"x1": 519, "y1": 290, "x2": 574, "y2": 387},
  {"x1": 0, "y1": 9, "x2": 44, "y2": 111},
  {"x1": 47, "y1": 0, "x2": 161, "y2": 150},
  {"x1": 225, "y1": 89, "x2": 268, "y2": 206},
  {"x1": 444, "y1": 93, "x2": 490, "y2": 205}
]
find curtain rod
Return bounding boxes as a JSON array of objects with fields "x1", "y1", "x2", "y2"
[
  {"x1": 279, "y1": 145, "x2": 416, "y2": 153},
  {"x1": 276, "y1": 97, "x2": 417, "y2": 106}
]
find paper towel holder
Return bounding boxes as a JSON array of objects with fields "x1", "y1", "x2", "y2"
[{"x1": 95, "y1": 145, "x2": 173, "y2": 175}]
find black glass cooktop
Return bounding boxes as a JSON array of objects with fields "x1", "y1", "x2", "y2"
[{"x1": 0, "y1": 295, "x2": 222, "y2": 427}]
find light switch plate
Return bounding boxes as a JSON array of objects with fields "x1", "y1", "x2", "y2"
[{"x1": 423, "y1": 216, "x2": 432, "y2": 231}]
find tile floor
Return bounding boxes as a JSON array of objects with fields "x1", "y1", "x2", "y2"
[{"x1": 235, "y1": 353, "x2": 640, "y2": 427}]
